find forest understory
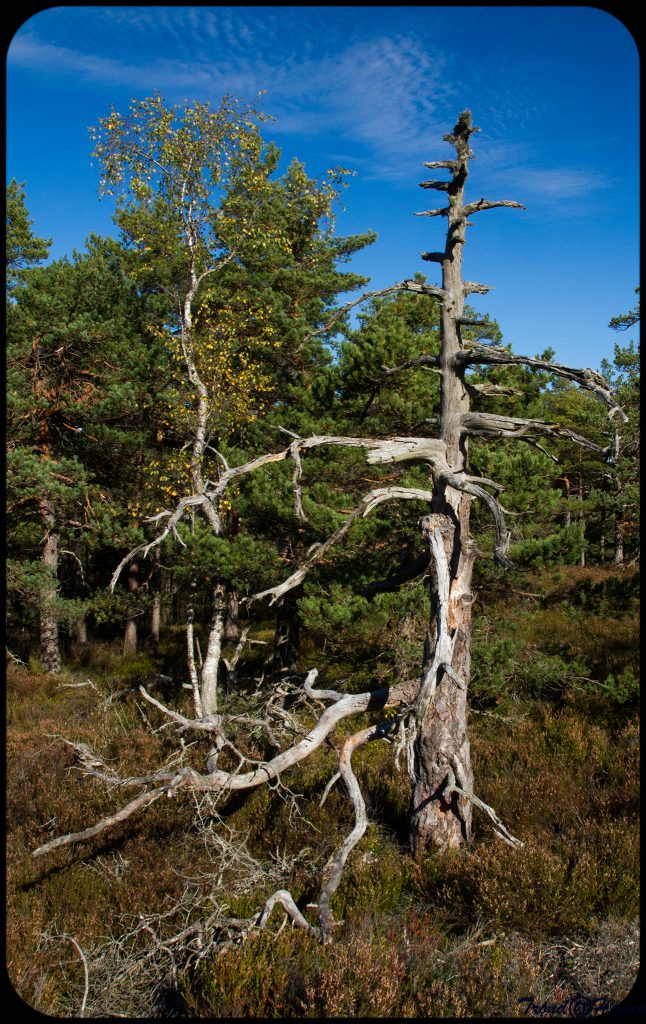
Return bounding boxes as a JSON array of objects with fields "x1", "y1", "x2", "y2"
[{"x1": 7, "y1": 562, "x2": 639, "y2": 1018}]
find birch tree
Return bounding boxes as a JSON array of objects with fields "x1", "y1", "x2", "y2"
[
  {"x1": 90, "y1": 94, "x2": 371, "y2": 715},
  {"x1": 35, "y1": 111, "x2": 626, "y2": 944}
]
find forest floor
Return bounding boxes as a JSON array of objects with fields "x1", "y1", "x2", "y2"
[{"x1": 6, "y1": 564, "x2": 640, "y2": 1017}]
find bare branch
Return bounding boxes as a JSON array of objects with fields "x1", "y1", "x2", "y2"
[
  {"x1": 289, "y1": 440, "x2": 307, "y2": 521},
  {"x1": 33, "y1": 668, "x2": 421, "y2": 862},
  {"x1": 464, "y1": 381, "x2": 521, "y2": 399},
  {"x1": 436, "y1": 470, "x2": 512, "y2": 567},
  {"x1": 458, "y1": 345, "x2": 627, "y2": 421},
  {"x1": 414, "y1": 206, "x2": 450, "y2": 218},
  {"x1": 255, "y1": 889, "x2": 318, "y2": 937},
  {"x1": 423, "y1": 160, "x2": 458, "y2": 171},
  {"x1": 379, "y1": 354, "x2": 441, "y2": 379},
  {"x1": 419, "y1": 178, "x2": 451, "y2": 191},
  {"x1": 357, "y1": 549, "x2": 431, "y2": 600},
  {"x1": 442, "y1": 754, "x2": 523, "y2": 848},
  {"x1": 297, "y1": 277, "x2": 445, "y2": 350},
  {"x1": 461, "y1": 411, "x2": 607, "y2": 454},
  {"x1": 33, "y1": 786, "x2": 171, "y2": 857},
  {"x1": 420, "y1": 251, "x2": 447, "y2": 264},
  {"x1": 43, "y1": 933, "x2": 90, "y2": 1017},
  {"x1": 463, "y1": 198, "x2": 525, "y2": 216},
  {"x1": 318, "y1": 721, "x2": 393, "y2": 938},
  {"x1": 245, "y1": 485, "x2": 435, "y2": 606},
  {"x1": 463, "y1": 281, "x2": 493, "y2": 295}
]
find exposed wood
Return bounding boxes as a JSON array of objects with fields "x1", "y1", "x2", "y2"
[
  {"x1": 461, "y1": 410, "x2": 607, "y2": 453},
  {"x1": 463, "y1": 281, "x2": 493, "y2": 295},
  {"x1": 419, "y1": 179, "x2": 451, "y2": 191},
  {"x1": 458, "y1": 344, "x2": 627, "y2": 421},
  {"x1": 463, "y1": 198, "x2": 525, "y2": 216},
  {"x1": 318, "y1": 721, "x2": 393, "y2": 938},
  {"x1": 246, "y1": 486, "x2": 435, "y2": 606}
]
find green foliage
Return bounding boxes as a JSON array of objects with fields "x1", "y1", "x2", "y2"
[
  {"x1": 5, "y1": 179, "x2": 51, "y2": 294},
  {"x1": 508, "y1": 521, "x2": 585, "y2": 566}
]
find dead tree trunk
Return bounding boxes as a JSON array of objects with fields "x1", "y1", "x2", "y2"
[
  {"x1": 149, "y1": 547, "x2": 162, "y2": 655},
  {"x1": 200, "y1": 582, "x2": 227, "y2": 716},
  {"x1": 409, "y1": 113, "x2": 483, "y2": 854},
  {"x1": 89, "y1": 111, "x2": 623, "y2": 935}
]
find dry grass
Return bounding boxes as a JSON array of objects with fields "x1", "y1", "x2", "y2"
[{"x1": 6, "y1": 591, "x2": 640, "y2": 1018}]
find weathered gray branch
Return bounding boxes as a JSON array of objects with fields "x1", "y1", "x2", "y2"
[
  {"x1": 441, "y1": 754, "x2": 523, "y2": 848},
  {"x1": 379, "y1": 354, "x2": 441, "y2": 379},
  {"x1": 463, "y1": 199, "x2": 526, "y2": 216},
  {"x1": 32, "y1": 671, "x2": 418, "y2": 858},
  {"x1": 318, "y1": 721, "x2": 393, "y2": 938},
  {"x1": 461, "y1": 411, "x2": 607, "y2": 454},
  {"x1": 465, "y1": 381, "x2": 521, "y2": 398},
  {"x1": 458, "y1": 345, "x2": 627, "y2": 421},
  {"x1": 419, "y1": 179, "x2": 451, "y2": 191},
  {"x1": 245, "y1": 485, "x2": 435, "y2": 606},
  {"x1": 436, "y1": 469, "x2": 512, "y2": 567},
  {"x1": 32, "y1": 786, "x2": 171, "y2": 857},
  {"x1": 415, "y1": 198, "x2": 524, "y2": 219},
  {"x1": 254, "y1": 889, "x2": 318, "y2": 937},
  {"x1": 299, "y1": 277, "x2": 447, "y2": 348},
  {"x1": 463, "y1": 281, "x2": 493, "y2": 295},
  {"x1": 357, "y1": 550, "x2": 431, "y2": 600}
]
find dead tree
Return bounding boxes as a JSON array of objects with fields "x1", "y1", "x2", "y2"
[{"x1": 33, "y1": 112, "x2": 625, "y2": 944}]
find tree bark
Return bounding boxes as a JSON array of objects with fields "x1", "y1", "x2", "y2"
[
  {"x1": 151, "y1": 594, "x2": 161, "y2": 654},
  {"x1": 273, "y1": 591, "x2": 300, "y2": 673},
  {"x1": 150, "y1": 548, "x2": 162, "y2": 655},
  {"x1": 123, "y1": 558, "x2": 139, "y2": 656},
  {"x1": 39, "y1": 501, "x2": 62, "y2": 674},
  {"x1": 200, "y1": 582, "x2": 227, "y2": 716},
  {"x1": 410, "y1": 500, "x2": 475, "y2": 854},
  {"x1": 223, "y1": 587, "x2": 240, "y2": 642}
]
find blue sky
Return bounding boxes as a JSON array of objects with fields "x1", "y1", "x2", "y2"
[{"x1": 6, "y1": 5, "x2": 639, "y2": 370}]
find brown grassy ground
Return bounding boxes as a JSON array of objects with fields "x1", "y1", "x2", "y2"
[{"x1": 6, "y1": 567, "x2": 640, "y2": 1016}]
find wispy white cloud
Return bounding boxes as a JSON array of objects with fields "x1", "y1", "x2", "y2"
[
  {"x1": 7, "y1": 11, "x2": 456, "y2": 181},
  {"x1": 488, "y1": 163, "x2": 609, "y2": 202},
  {"x1": 6, "y1": 8, "x2": 613, "y2": 198},
  {"x1": 267, "y1": 36, "x2": 454, "y2": 179},
  {"x1": 514, "y1": 167, "x2": 608, "y2": 200}
]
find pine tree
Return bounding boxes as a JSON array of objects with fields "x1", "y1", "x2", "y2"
[{"x1": 6, "y1": 231, "x2": 160, "y2": 668}]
